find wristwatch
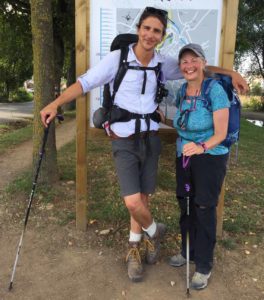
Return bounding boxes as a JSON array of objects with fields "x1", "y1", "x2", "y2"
[{"x1": 198, "y1": 142, "x2": 208, "y2": 152}]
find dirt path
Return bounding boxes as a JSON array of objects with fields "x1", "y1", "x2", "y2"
[
  {"x1": 0, "y1": 119, "x2": 76, "y2": 191},
  {"x1": 0, "y1": 223, "x2": 263, "y2": 300}
]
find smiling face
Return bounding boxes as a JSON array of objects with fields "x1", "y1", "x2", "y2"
[
  {"x1": 179, "y1": 50, "x2": 206, "y2": 82},
  {"x1": 137, "y1": 16, "x2": 164, "y2": 52}
]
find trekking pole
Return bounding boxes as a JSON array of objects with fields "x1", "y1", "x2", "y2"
[
  {"x1": 182, "y1": 155, "x2": 191, "y2": 298},
  {"x1": 8, "y1": 115, "x2": 63, "y2": 291}
]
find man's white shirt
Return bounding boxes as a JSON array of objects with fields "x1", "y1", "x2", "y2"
[{"x1": 78, "y1": 43, "x2": 182, "y2": 137}]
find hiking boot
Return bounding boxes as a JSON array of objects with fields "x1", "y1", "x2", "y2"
[
  {"x1": 144, "y1": 223, "x2": 166, "y2": 265},
  {"x1": 191, "y1": 272, "x2": 211, "y2": 290},
  {"x1": 126, "y1": 242, "x2": 143, "y2": 282},
  {"x1": 169, "y1": 253, "x2": 194, "y2": 267}
]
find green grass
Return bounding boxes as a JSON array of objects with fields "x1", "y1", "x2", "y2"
[
  {"x1": 223, "y1": 118, "x2": 264, "y2": 245},
  {"x1": 1, "y1": 116, "x2": 264, "y2": 251}
]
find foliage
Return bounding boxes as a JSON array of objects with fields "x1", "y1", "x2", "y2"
[
  {"x1": 0, "y1": 7, "x2": 32, "y2": 100},
  {"x1": 250, "y1": 82, "x2": 263, "y2": 96},
  {"x1": 10, "y1": 88, "x2": 33, "y2": 102},
  {"x1": 248, "y1": 97, "x2": 264, "y2": 112},
  {"x1": 0, "y1": 1, "x2": 75, "y2": 101},
  {"x1": 236, "y1": 0, "x2": 264, "y2": 79}
]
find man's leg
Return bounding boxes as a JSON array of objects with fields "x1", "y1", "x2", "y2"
[
  {"x1": 125, "y1": 193, "x2": 152, "y2": 282},
  {"x1": 124, "y1": 193, "x2": 152, "y2": 229},
  {"x1": 112, "y1": 137, "x2": 165, "y2": 280}
]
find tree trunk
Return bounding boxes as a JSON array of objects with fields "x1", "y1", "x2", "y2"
[{"x1": 30, "y1": 0, "x2": 59, "y2": 184}]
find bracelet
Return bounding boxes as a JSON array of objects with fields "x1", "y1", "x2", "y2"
[{"x1": 197, "y1": 142, "x2": 208, "y2": 152}]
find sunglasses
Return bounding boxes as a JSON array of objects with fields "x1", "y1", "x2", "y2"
[
  {"x1": 144, "y1": 7, "x2": 168, "y2": 19},
  {"x1": 177, "y1": 109, "x2": 190, "y2": 130},
  {"x1": 177, "y1": 97, "x2": 197, "y2": 130}
]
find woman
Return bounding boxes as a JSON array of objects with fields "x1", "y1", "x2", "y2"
[
  {"x1": 40, "y1": 7, "x2": 247, "y2": 283},
  {"x1": 169, "y1": 43, "x2": 230, "y2": 290}
]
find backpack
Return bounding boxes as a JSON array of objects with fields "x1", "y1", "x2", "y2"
[
  {"x1": 178, "y1": 73, "x2": 241, "y2": 148},
  {"x1": 93, "y1": 33, "x2": 167, "y2": 129}
]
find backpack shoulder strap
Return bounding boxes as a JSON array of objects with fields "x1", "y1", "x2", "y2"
[
  {"x1": 200, "y1": 77, "x2": 219, "y2": 111},
  {"x1": 202, "y1": 78, "x2": 217, "y2": 98},
  {"x1": 102, "y1": 47, "x2": 129, "y2": 109},
  {"x1": 176, "y1": 82, "x2": 187, "y2": 108},
  {"x1": 112, "y1": 46, "x2": 129, "y2": 100}
]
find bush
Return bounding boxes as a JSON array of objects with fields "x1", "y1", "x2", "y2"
[
  {"x1": 10, "y1": 88, "x2": 33, "y2": 102},
  {"x1": 250, "y1": 82, "x2": 263, "y2": 96},
  {"x1": 249, "y1": 96, "x2": 264, "y2": 112}
]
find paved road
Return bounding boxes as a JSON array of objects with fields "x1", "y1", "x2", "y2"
[
  {"x1": 241, "y1": 111, "x2": 264, "y2": 121},
  {"x1": 0, "y1": 101, "x2": 33, "y2": 123}
]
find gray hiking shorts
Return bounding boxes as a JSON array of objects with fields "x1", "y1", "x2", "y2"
[{"x1": 111, "y1": 135, "x2": 162, "y2": 197}]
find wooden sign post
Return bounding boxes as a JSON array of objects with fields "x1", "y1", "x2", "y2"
[
  {"x1": 216, "y1": 0, "x2": 239, "y2": 237},
  {"x1": 75, "y1": 0, "x2": 89, "y2": 230}
]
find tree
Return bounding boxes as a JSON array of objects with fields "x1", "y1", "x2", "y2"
[
  {"x1": 0, "y1": 0, "x2": 75, "y2": 181},
  {"x1": 235, "y1": 0, "x2": 264, "y2": 80},
  {"x1": 30, "y1": 0, "x2": 59, "y2": 183}
]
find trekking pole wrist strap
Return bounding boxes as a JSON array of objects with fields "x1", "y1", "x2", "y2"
[{"x1": 197, "y1": 142, "x2": 208, "y2": 152}]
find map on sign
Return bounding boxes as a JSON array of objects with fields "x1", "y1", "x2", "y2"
[{"x1": 89, "y1": 1, "x2": 223, "y2": 123}]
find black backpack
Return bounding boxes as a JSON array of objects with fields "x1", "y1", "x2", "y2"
[
  {"x1": 93, "y1": 33, "x2": 167, "y2": 129},
  {"x1": 102, "y1": 33, "x2": 139, "y2": 111}
]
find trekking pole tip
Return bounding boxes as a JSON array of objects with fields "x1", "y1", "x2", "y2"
[
  {"x1": 8, "y1": 282, "x2": 13, "y2": 291},
  {"x1": 186, "y1": 288, "x2": 190, "y2": 298}
]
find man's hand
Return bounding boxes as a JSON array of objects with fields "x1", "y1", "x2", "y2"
[
  {"x1": 40, "y1": 103, "x2": 58, "y2": 127},
  {"x1": 207, "y1": 66, "x2": 249, "y2": 94},
  {"x1": 231, "y1": 71, "x2": 249, "y2": 94},
  {"x1": 156, "y1": 108, "x2": 166, "y2": 123}
]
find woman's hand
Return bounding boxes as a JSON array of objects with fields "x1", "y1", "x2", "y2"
[{"x1": 183, "y1": 142, "x2": 204, "y2": 156}]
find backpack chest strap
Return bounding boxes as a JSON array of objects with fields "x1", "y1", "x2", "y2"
[{"x1": 127, "y1": 64, "x2": 161, "y2": 94}]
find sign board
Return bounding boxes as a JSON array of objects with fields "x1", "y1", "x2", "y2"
[{"x1": 89, "y1": 0, "x2": 224, "y2": 124}]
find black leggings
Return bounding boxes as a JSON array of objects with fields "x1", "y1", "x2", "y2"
[{"x1": 176, "y1": 153, "x2": 228, "y2": 273}]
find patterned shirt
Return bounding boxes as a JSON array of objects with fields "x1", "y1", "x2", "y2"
[{"x1": 173, "y1": 81, "x2": 230, "y2": 156}]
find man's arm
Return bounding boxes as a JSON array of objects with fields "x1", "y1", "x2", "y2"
[
  {"x1": 40, "y1": 81, "x2": 83, "y2": 127},
  {"x1": 207, "y1": 66, "x2": 249, "y2": 94}
]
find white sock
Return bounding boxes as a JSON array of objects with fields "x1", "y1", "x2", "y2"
[
  {"x1": 129, "y1": 231, "x2": 142, "y2": 243},
  {"x1": 142, "y1": 220, "x2": 157, "y2": 238}
]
